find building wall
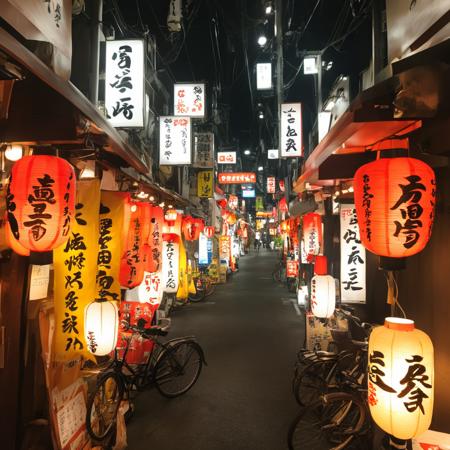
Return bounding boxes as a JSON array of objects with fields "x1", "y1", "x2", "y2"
[{"x1": 397, "y1": 165, "x2": 450, "y2": 432}]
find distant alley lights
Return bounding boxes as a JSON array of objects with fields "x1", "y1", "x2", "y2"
[{"x1": 265, "y1": 2, "x2": 273, "y2": 14}]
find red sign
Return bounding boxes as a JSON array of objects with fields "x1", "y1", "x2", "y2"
[
  {"x1": 267, "y1": 176, "x2": 276, "y2": 194},
  {"x1": 228, "y1": 195, "x2": 238, "y2": 209},
  {"x1": 286, "y1": 260, "x2": 299, "y2": 278},
  {"x1": 218, "y1": 172, "x2": 256, "y2": 184}
]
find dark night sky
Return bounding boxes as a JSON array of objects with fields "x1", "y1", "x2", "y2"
[{"x1": 115, "y1": 0, "x2": 372, "y2": 166}]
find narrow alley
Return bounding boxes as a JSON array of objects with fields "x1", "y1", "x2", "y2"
[{"x1": 128, "y1": 250, "x2": 303, "y2": 450}]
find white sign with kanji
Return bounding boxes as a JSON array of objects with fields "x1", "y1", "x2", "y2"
[
  {"x1": 280, "y1": 103, "x2": 302, "y2": 157},
  {"x1": 340, "y1": 205, "x2": 366, "y2": 303},
  {"x1": 105, "y1": 40, "x2": 145, "y2": 128},
  {"x1": 159, "y1": 117, "x2": 192, "y2": 165},
  {"x1": 174, "y1": 83, "x2": 205, "y2": 117}
]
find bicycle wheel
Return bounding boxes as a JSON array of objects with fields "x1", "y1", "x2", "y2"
[
  {"x1": 86, "y1": 371, "x2": 124, "y2": 441},
  {"x1": 188, "y1": 276, "x2": 207, "y2": 303},
  {"x1": 155, "y1": 340, "x2": 203, "y2": 397},
  {"x1": 288, "y1": 392, "x2": 368, "y2": 450},
  {"x1": 294, "y1": 359, "x2": 334, "y2": 406}
]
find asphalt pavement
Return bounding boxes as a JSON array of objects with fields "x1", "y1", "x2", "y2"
[{"x1": 127, "y1": 249, "x2": 304, "y2": 450}]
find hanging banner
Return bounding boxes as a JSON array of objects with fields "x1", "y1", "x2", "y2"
[
  {"x1": 197, "y1": 170, "x2": 214, "y2": 198},
  {"x1": 217, "y1": 151, "x2": 236, "y2": 164},
  {"x1": 105, "y1": 40, "x2": 145, "y2": 128},
  {"x1": 228, "y1": 195, "x2": 238, "y2": 210},
  {"x1": 159, "y1": 116, "x2": 192, "y2": 165},
  {"x1": 53, "y1": 179, "x2": 101, "y2": 360},
  {"x1": 219, "y1": 236, "x2": 231, "y2": 263},
  {"x1": 340, "y1": 205, "x2": 366, "y2": 303},
  {"x1": 303, "y1": 212, "x2": 322, "y2": 256},
  {"x1": 255, "y1": 196, "x2": 264, "y2": 211},
  {"x1": 120, "y1": 202, "x2": 145, "y2": 289},
  {"x1": 96, "y1": 191, "x2": 127, "y2": 305},
  {"x1": 162, "y1": 237, "x2": 180, "y2": 293},
  {"x1": 174, "y1": 83, "x2": 205, "y2": 117},
  {"x1": 218, "y1": 172, "x2": 256, "y2": 184},
  {"x1": 148, "y1": 206, "x2": 164, "y2": 272},
  {"x1": 176, "y1": 239, "x2": 188, "y2": 300},
  {"x1": 193, "y1": 133, "x2": 214, "y2": 168},
  {"x1": 280, "y1": 103, "x2": 302, "y2": 157},
  {"x1": 267, "y1": 176, "x2": 276, "y2": 194}
]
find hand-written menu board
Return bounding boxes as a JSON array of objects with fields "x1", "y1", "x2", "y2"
[{"x1": 56, "y1": 390, "x2": 86, "y2": 449}]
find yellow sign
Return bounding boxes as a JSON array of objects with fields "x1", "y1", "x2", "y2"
[
  {"x1": 197, "y1": 170, "x2": 213, "y2": 198},
  {"x1": 96, "y1": 191, "x2": 127, "y2": 306},
  {"x1": 176, "y1": 239, "x2": 188, "y2": 300},
  {"x1": 255, "y1": 196, "x2": 264, "y2": 211},
  {"x1": 53, "y1": 180, "x2": 100, "y2": 360}
]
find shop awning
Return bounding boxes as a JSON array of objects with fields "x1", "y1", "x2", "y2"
[
  {"x1": 0, "y1": 27, "x2": 149, "y2": 175},
  {"x1": 293, "y1": 79, "x2": 421, "y2": 193}
]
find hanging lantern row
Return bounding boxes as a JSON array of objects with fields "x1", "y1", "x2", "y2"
[{"x1": 182, "y1": 216, "x2": 205, "y2": 241}]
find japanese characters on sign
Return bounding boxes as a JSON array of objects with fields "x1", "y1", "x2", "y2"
[
  {"x1": 303, "y1": 212, "x2": 322, "y2": 256},
  {"x1": 267, "y1": 176, "x2": 276, "y2": 194},
  {"x1": 174, "y1": 83, "x2": 206, "y2": 117},
  {"x1": 162, "y1": 238, "x2": 180, "y2": 293},
  {"x1": 53, "y1": 180, "x2": 100, "y2": 360},
  {"x1": 219, "y1": 236, "x2": 231, "y2": 263},
  {"x1": 217, "y1": 151, "x2": 237, "y2": 164},
  {"x1": 280, "y1": 103, "x2": 302, "y2": 157},
  {"x1": 197, "y1": 170, "x2": 213, "y2": 198},
  {"x1": 256, "y1": 63, "x2": 272, "y2": 90},
  {"x1": 340, "y1": 205, "x2": 366, "y2": 303},
  {"x1": 193, "y1": 133, "x2": 214, "y2": 168},
  {"x1": 105, "y1": 40, "x2": 145, "y2": 128},
  {"x1": 218, "y1": 172, "x2": 256, "y2": 184},
  {"x1": 286, "y1": 260, "x2": 299, "y2": 278},
  {"x1": 159, "y1": 116, "x2": 192, "y2": 165},
  {"x1": 267, "y1": 149, "x2": 279, "y2": 159}
]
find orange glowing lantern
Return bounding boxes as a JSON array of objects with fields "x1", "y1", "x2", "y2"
[
  {"x1": 6, "y1": 155, "x2": 76, "y2": 252},
  {"x1": 314, "y1": 255, "x2": 328, "y2": 275},
  {"x1": 165, "y1": 208, "x2": 178, "y2": 223},
  {"x1": 204, "y1": 226, "x2": 215, "y2": 238},
  {"x1": 5, "y1": 220, "x2": 30, "y2": 256},
  {"x1": 368, "y1": 317, "x2": 434, "y2": 440},
  {"x1": 354, "y1": 157, "x2": 435, "y2": 258},
  {"x1": 182, "y1": 217, "x2": 204, "y2": 241}
]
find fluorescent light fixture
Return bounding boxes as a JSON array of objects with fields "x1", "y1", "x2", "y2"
[
  {"x1": 258, "y1": 166, "x2": 264, "y2": 171},
  {"x1": 256, "y1": 63, "x2": 272, "y2": 90},
  {"x1": 5, "y1": 144, "x2": 23, "y2": 162},
  {"x1": 303, "y1": 56, "x2": 318, "y2": 75},
  {"x1": 265, "y1": 5, "x2": 272, "y2": 14},
  {"x1": 267, "y1": 149, "x2": 279, "y2": 159},
  {"x1": 257, "y1": 35, "x2": 267, "y2": 47},
  {"x1": 244, "y1": 149, "x2": 251, "y2": 155}
]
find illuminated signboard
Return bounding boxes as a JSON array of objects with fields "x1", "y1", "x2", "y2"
[
  {"x1": 159, "y1": 116, "x2": 192, "y2": 165},
  {"x1": 218, "y1": 172, "x2": 256, "y2": 184},
  {"x1": 217, "y1": 151, "x2": 236, "y2": 164},
  {"x1": 280, "y1": 103, "x2": 302, "y2": 158},
  {"x1": 174, "y1": 83, "x2": 205, "y2": 117}
]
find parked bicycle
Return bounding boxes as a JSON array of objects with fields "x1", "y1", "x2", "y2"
[
  {"x1": 86, "y1": 319, "x2": 206, "y2": 442},
  {"x1": 188, "y1": 267, "x2": 215, "y2": 303}
]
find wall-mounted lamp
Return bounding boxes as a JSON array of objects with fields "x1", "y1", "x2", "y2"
[{"x1": 5, "y1": 144, "x2": 23, "y2": 162}]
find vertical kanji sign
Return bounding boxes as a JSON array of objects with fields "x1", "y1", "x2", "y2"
[
  {"x1": 53, "y1": 179, "x2": 101, "y2": 360},
  {"x1": 280, "y1": 103, "x2": 302, "y2": 157},
  {"x1": 193, "y1": 133, "x2": 214, "y2": 168},
  {"x1": 198, "y1": 170, "x2": 213, "y2": 198},
  {"x1": 340, "y1": 205, "x2": 366, "y2": 303},
  {"x1": 159, "y1": 116, "x2": 192, "y2": 165},
  {"x1": 105, "y1": 40, "x2": 145, "y2": 128}
]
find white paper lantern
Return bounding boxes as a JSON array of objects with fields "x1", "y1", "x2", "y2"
[
  {"x1": 310, "y1": 275, "x2": 335, "y2": 318},
  {"x1": 84, "y1": 300, "x2": 119, "y2": 356},
  {"x1": 297, "y1": 285, "x2": 308, "y2": 307},
  {"x1": 162, "y1": 240, "x2": 180, "y2": 293},
  {"x1": 368, "y1": 317, "x2": 434, "y2": 441}
]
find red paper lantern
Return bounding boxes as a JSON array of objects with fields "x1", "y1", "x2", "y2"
[
  {"x1": 354, "y1": 157, "x2": 436, "y2": 257},
  {"x1": 120, "y1": 201, "x2": 145, "y2": 288},
  {"x1": 314, "y1": 255, "x2": 328, "y2": 275},
  {"x1": 5, "y1": 220, "x2": 30, "y2": 256},
  {"x1": 286, "y1": 260, "x2": 299, "y2": 278},
  {"x1": 182, "y1": 217, "x2": 204, "y2": 241},
  {"x1": 204, "y1": 226, "x2": 215, "y2": 238},
  {"x1": 6, "y1": 155, "x2": 75, "y2": 252}
]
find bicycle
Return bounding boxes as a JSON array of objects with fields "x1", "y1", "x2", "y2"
[
  {"x1": 188, "y1": 267, "x2": 215, "y2": 303},
  {"x1": 85, "y1": 319, "x2": 206, "y2": 442}
]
